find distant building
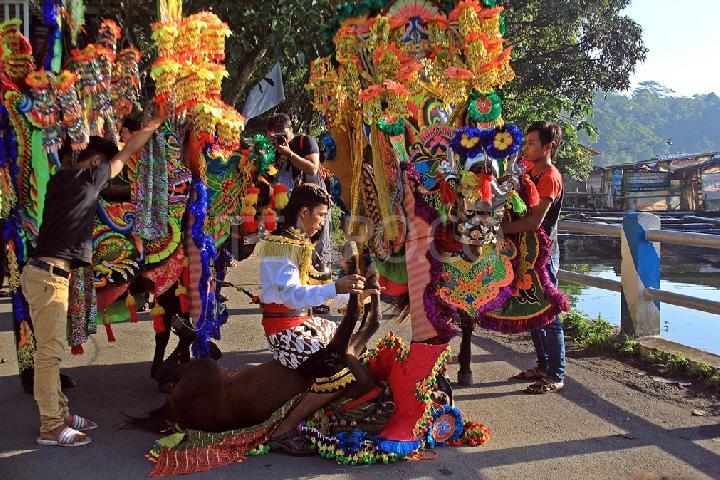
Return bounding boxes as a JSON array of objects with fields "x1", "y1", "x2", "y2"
[{"x1": 574, "y1": 152, "x2": 720, "y2": 211}]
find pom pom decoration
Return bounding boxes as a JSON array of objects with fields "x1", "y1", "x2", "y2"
[
  {"x1": 250, "y1": 134, "x2": 276, "y2": 174},
  {"x1": 485, "y1": 123, "x2": 522, "y2": 159},
  {"x1": 475, "y1": 172, "x2": 493, "y2": 203},
  {"x1": 240, "y1": 187, "x2": 260, "y2": 234},
  {"x1": 273, "y1": 184, "x2": 289, "y2": 210},
  {"x1": 262, "y1": 207, "x2": 277, "y2": 232},
  {"x1": 509, "y1": 190, "x2": 527, "y2": 215}
]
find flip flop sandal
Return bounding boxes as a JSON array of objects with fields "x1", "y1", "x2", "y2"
[
  {"x1": 37, "y1": 427, "x2": 92, "y2": 447},
  {"x1": 511, "y1": 368, "x2": 547, "y2": 381},
  {"x1": 68, "y1": 414, "x2": 98, "y2": 431},
  {"x1": 526, "y1": 379, "x2": 564, "y2": 394},
  {"x1": 269, "y1": 431, "x2": 316, "y2": 457}
]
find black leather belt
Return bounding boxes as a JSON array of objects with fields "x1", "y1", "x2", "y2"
[
  {"x1": 261, "y1": 308, "x2": 310, "y2": 318},
  {"x1": 29, "y1": 259, "x2": 70, "y2": 279}
]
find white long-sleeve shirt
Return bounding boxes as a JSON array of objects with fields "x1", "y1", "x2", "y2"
[{"x1": 260, "y1": 255, "x2": 337, "y2": 309}]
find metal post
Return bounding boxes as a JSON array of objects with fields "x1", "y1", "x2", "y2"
[{"x1": 620, "y1": 212, "x2": 661, "y2": 336}]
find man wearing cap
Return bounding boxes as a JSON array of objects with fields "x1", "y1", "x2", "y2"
[{"x1": 20, "y1": 109, "x2": 166, "y2": 447}]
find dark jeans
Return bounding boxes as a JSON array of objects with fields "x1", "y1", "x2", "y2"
[{"x1": 530, "y1": 255, "x2": 566, "y2": 382}]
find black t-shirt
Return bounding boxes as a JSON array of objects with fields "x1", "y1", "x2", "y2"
[
  {"x1": 278, "y1": 135, "x2": 321, "y2": 186},
  {"x1": 33, "y1": 163, "x2": 111, "y2": 267}
]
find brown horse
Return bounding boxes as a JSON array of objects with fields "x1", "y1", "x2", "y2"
[{"x1": 166, "y1": 242, "x2": 383, "y2": 432}]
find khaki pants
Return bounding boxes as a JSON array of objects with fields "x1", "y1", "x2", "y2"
[{"x1": 20, "y1": 264, "x2": 71, "y2": 433}]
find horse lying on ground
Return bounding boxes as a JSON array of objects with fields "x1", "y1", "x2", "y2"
[{"x1": 152, "y1": 242, "x2": 383, "y2": 432}]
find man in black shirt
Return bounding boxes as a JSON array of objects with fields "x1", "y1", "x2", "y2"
[{"x1": 20, "y1": 110, "x2": 165, "y2": 447}]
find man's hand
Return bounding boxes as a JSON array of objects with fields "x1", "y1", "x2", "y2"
[
  {"x1": 336, "y1": 274, "x2": 366, "y2": 295},
  {"x1": 275, "y1": 136, "x2": 293, "y2": 157},
  {"x1": 359, "y1": 287, "x2": 381, "y2": 305}
]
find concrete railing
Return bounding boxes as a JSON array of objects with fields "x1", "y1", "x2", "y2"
[{"x1": 557, "y1": 213, "x2": 720, "y2": 337}]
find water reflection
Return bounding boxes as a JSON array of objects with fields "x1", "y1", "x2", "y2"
[{"x1": 559, "y1": 236, "x2": 720, "y2": 355}]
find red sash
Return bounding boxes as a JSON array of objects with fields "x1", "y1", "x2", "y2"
[{"x1": 261, "y1": 303, "x2": 309, "y2": 336}]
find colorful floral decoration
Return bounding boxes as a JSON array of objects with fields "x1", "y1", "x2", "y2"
[
  {"x1": 150, "y1": 9, "x2": 240, "y2": 153},
  {"x1": 425, "y1": 405, "x2": 464, "y2": 448},
  {"x1": 468, "y1": 90, "x2": 502, "y2": 123},
  {"x1": 486, "y1": 123, "x2": 522, "y2": 159},
  {"x1": 450, "y1": 126, "x2": 487, "y2": 158},
  {"x1": 306, "y1": 2, "x2": 568, "y2": 443},
  {"x1": 0, "y1": 20, "x2": 35, "y2": 83}
]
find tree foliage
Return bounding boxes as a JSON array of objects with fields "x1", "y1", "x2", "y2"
[
  {"x1": 83, "y1": 0, "x2": 647, "y2": 176},
  {"x1": 83, "y1": 0, "x2": 332, "y2": 131},
  {"x1": 501, "y1": 0, "x2": 646, "y2": 179},
  {"x1": 587, "y1": 85, "x2": 720, "y2": 166}
]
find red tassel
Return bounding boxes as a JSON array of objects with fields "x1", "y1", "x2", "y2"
[
  {"x1": 182, "y1": 258, "x2": 190, "y2": 288},
  {"x1": 105, "y1": 323, "x2": 116, "y2": 342},
  {"x1": 153, "y1": 315, "x2": 165, "y2": 333},
  {"x1": 126, "y1": 294, "x2": 138, "y2": 323},
  {"x1": 151, "y1": 305, "x2": 166, "y2": 333},
  {"x1": 175, "y1": 286, "x2": 189, "y2": 314},
  {"x1": 522, "y1": 174, "x2": 540, "y2": 207},
  {"x1": 476, "y1": 173, "x2": 493, "y2": 203},
  {"x1": 439, "y1": 180, "x2": 457, "y2": 204},
  {"x1": 71, "y1": 344, "x2": 84, "y2": 355},
  {"x1": 179, "y1": 295, "x2": 189, "y2": 313}
]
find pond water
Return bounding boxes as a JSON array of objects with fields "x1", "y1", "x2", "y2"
[{"x1": 559, "y1": 236, "x2": 720, "y2": 356}]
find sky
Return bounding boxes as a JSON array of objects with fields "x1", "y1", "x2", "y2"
[{"x1": 623, "y1": 0, "x2": 720, "y2": 97}]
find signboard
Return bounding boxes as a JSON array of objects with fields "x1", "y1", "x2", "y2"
[{"x1": 624, "y1": 170, "x2": 670, "y2": 192}]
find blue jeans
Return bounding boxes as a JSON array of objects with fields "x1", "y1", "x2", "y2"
[{"x1": 530, "y1": 255, "x2": 566, "y2": 382}]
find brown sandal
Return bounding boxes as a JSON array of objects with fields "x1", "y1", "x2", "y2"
[
  {"x1": 512, "y1": 368, "x2": 547, "y2": 381},
  {"x1": 269, "y1": 430, "x2": 315, "y2": 457},
  {"x1": 526, "y1": 378, "x2": 564, "y2": 394}
]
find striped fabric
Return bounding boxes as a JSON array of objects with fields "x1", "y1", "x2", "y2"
[{"x1": 402, "y1": 177, "x2": 438, "y2": 342}]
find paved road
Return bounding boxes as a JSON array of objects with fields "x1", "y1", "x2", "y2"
[{"x1": 1, "y1": 255, "x2": 719, "y2": 479}]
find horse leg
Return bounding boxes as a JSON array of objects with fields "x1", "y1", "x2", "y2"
[
  {"x1": 348, "y1": 296, "x2": 381, "y2": 357},
  {"x1": 151, "y1": 327, "x2": 172, "y2": 379},
  {"x1": 325, "y1": 242, "x2": 361, "y2": 353},
  {"x1": 457, "y1": 319, "x2": 474, "y2": 386},
  {"x1": 150, "y1": 287, "x2": 175, "y2": 379}
]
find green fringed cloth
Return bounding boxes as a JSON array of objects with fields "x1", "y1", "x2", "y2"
[{"x1": 148, "y1": 394, "x2": 301, "y2": 477}]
